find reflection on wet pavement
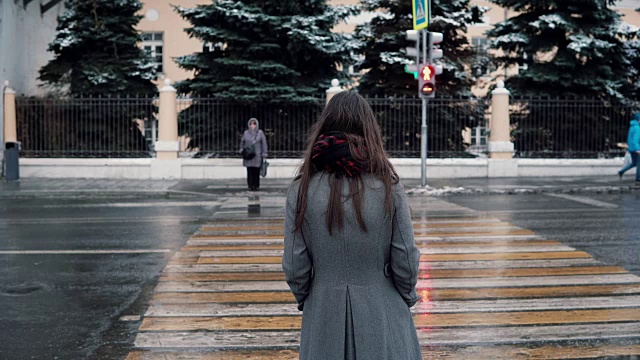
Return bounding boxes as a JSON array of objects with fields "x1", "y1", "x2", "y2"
[
  {"x1": 248, "y1": 195, "x2": 261, "y2": 216},
  {"x1": 0, "y1": 197, "x2": 210, "y2": 359}
]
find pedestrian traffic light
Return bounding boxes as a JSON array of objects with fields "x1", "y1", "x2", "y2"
[
  {"x1": 406, "y1": 30, "x2": 445, "y2": 97},
  {"x1": 419, "y1": 64, "x2": 436, "y2": 97},
  {"x1": 418, "y1": 32, "x2": 444, "y2": 98}
]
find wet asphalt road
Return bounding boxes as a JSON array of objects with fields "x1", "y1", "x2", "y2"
[
  {"x1": 0, "y1": 197, "x2": 218, "y2": 360},
  {"x1": 446, "y1": 192, "x2": 640, "y2": 276},
  {"x1": 1, "y1": 192, "x2": 640, "y2": 359}
]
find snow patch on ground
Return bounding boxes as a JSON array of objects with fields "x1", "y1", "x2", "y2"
[
  {"x1": 407, "y1": 186, "x2": 477, "y2": 196},
  {"x1": 407, "y1": 185, "x2": 532, "y2": 196},
  {"x1": 406, "y1": 185, "x2": 636, "y2": 196}
]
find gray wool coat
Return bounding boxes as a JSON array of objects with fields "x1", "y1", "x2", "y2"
[
  {"x1": 283, "y1": 173, "x2": 422, "y2": 360},
  {"x1": 240, "y1": 122, "x2": 268, "y2": 168}
]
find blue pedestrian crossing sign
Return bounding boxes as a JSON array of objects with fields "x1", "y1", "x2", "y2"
[{"x1": 412, "y1": 0, "x2": 429, "y2": 30}]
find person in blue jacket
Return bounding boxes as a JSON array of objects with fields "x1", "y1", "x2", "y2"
[{"x1": 618, "y1": 112, "x2": 640, "y2": 182}]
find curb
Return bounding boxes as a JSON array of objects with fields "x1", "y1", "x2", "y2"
[
  {"x1": 0, "y1": 189, "x2": 289, "y2": 199},
  {"x1": 1, "y1": 185, "x2": 638, "y2": 199},
  {"x1": 0, "y1": 190, "x2": 181, "y2": 199}
]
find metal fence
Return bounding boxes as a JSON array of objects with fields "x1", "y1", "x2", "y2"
[
  {"x1": 177, "y1": 96, "x2": 486, "y2": 159},
  {"x1": 14, "y1": 95, "x2": 636, "y2": 159},
  {"x1": 510, "y1": 97, "x2": 634, "y2": 158},
  {"x1": 16, "y1": 96, "x2": 156, "y2": 158},
  {"x1": 368, "y1": 96, "x2": 486, "y2": 158},
  {"x1": 177, "y1": 97, "x2": 324, "y2": 158}
]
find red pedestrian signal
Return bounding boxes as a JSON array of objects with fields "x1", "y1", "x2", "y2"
[
  {"x1": 419, "y1": 64, "x2": 436, "y2": 97},
  {"x1": 420, "y1": 65, "x2": 435, "y2": 82}
]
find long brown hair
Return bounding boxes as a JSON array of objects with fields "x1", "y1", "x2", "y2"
[{"x1": 294, "y1": 91, "x2": 399, "y2": 235}]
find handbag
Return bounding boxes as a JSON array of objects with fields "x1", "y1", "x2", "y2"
[
  {"x1": 242, "y1": 131, "x2": 259, "y2": 160},
  {"x1": 260, "y1": 159, "x2": 269, "y2": 177}
]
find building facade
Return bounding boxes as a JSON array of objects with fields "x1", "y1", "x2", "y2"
[
  {"x1": 138, "y1": 0, "x2": 640, "y2": 86},
  {"x1": 136, "y1": 0, "x2": 379, "y2": 83},
  {"x1": 1, "y1": 0, "x2": 65, "y2": 175},
  {"x1": 2, "y1": 0, "x2": 639, "y2": 94}
]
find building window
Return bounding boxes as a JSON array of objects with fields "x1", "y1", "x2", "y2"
[
  {"x1": 519, "y1": 53, "x2": 529, "y2": 72},
  {"x1": 142, "y1": 32, "x2": 164, "y2": 74},
  {"x1": 471, "y1": 37, "x2": 488, "y2": 48},
  {"x1": 471, "y1": 126, "x2": 488, "y2": 146}
]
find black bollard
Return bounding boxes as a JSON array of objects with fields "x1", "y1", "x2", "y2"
[{"x1": 4, "y1": 142, "x2": 20, "y2": 181}]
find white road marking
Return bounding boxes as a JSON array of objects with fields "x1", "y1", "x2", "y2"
[
  {"x1": 144, "y1": 295, "x2": 640, "y2": 317},
  {"x1": 155, "y1": 274, "x2": 640, "y2": 292},
  {"x1": 134, "y1": 322, "x2": 640, "y2": 348},
  {"x1": 162, "y1": 259, "x2": 602, "y2": 273},
  {"x1": 544, "y1": 193, "x2": 618, "y2": 208},
  {"x1": 0, "y1": 216, "x2": 199, "y2": 225},
  {"x1": 483, "y1": 208, "x2": 618, "y2": 215},
  {"x1": 39, "y1": 201, "x2": 221, "y2": 208},
  {"x1": 0, "y1": 249, "x2": 171, "y2": 255},
  {"x1": 197, "y1": 244, "x2": 575, "y2": 257},
  {"x1": 119, "y1": 315, "x2": 141, "y2": 321}
]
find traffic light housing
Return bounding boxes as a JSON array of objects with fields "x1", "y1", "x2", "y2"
[
  {"x1": 407, "y1": 30, "x2": 444, "y2": 98},
  {"x1": 418, "y1": 32, "x2": 444, "y2": 98},
  {"x1": 419, "y1": 64, "x2": 436, "y2": 97},
  {"x1": 428, "y1": 32, "x2": 443, "y2": 62},
  {"x1": 405, "y1": 30, "x2": 419, "y2": 79}
]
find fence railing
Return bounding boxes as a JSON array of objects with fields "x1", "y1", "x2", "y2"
[
  {"x1": 368, "y1": 96, "x2": 487, "y2": 158},
  {"x1": 16, "y1": 96, "x2": 156, "y2": 158},
  {"x1": 176, "y1": 96, "x2": 486, "y2": 159},
  {"x1": 14, "y1": 95, "x2": 635, "y2": 159},
  {"x1": 177, "y1": 97, "x2": 324, "y2": 158},
  {"x1": 510, "y1": 97, "x2": 633, "y2": 158}
]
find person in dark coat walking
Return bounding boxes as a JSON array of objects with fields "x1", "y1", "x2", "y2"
[
  {"x1": 282, "y1": 91, "x2": 422, "y2": 360},
  {"x1": 240, "y1": 118, "x2": 268, "y2": 191},
  {"x1": 618, "y1": 112, "x2": 640, "y2": 182}
]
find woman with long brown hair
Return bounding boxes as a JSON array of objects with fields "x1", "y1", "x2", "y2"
[{"x1": 282, "y1": 91, "x2": 421, "y2": 359}]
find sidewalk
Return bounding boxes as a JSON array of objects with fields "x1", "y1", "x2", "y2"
[{"x1": 0, "y1": 176, "x2": 637, "y2": 198}]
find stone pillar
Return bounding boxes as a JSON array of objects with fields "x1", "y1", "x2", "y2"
[
  {"x1": 488, "y1": 80, "x2": 514, "y2": 159},
  {"x1": 326, "y1": 79, "x2": 343, "y2": 104},
  {"x1": 3, "y1": 81, "x2": 17, "y2": 144},
  {"x1": 156, "y1": 79, "x2": 179, "y2": 160}
]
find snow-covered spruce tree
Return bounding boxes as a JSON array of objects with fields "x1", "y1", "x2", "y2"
[
  {"x1": 622, "y1": 9, "x2": 640, "y2": 101},
  {"x1": 174, "y1": 0, "x2": 359, "y2": 102},
  {"x1": 36, "y1": 0, "x2": 156, "y2": 157},
  {"x1": 488, "y1": 1, "x2": 639, "y2": 157},
  {"x1": 354, "y1": 0, "x2": 484, "y2": 97},
  {"x1": 622, "y1": 39, "x2": 640, "y2": 102},
  {"x1": 486, "y1": 0, "x2": 637, "y2": 102},
  {"x1": 39, "y1": 0, "x2": 157, "y2": 95}
]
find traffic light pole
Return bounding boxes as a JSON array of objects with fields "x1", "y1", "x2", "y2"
[
  {"x1": 420, "y1": 30, "x2": 429, "y2": 187},
  {"x1": 421, "y1": 97, "x2": 428, "y2": 187}
]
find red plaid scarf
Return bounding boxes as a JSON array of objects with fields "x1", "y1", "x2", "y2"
[{"x1": 311, "y1": 132, "x2": 367, "y2": 177}]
